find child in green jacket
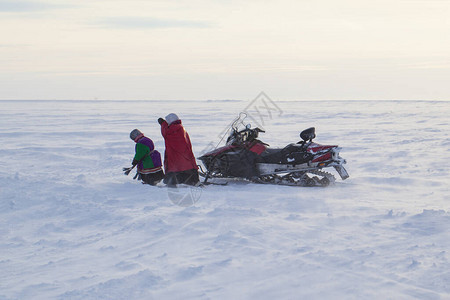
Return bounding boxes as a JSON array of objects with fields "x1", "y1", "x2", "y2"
[{"x1": 125, "y1": 129, "x2": 164, "y2": 185}]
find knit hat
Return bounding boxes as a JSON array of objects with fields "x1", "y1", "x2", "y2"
[
  {"x1": 130, "y1": 129, "x2": 144, "y2": 141},
  {"x1": 165, "y1": 113, "x2": 180, "y2": 125}
]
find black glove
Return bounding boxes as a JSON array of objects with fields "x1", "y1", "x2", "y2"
[
  {"x1": 123, "y1": 167, "x2": 132, "y2": 175},
  {"x1": 158, "y1": 118, "x2": 165, "y2": 125}
]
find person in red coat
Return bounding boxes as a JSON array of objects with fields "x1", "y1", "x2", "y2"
[{"x1": 158, "y1": 113, "x2": 200, "y2": 186}]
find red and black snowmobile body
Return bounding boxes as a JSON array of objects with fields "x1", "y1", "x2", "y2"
[{"x1": 198, "y1": 118, "x2": 349, "y2": 187}]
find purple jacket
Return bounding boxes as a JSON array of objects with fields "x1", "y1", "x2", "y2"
[{"x1": 134, "y1": 136, "x2": 162, "y2": 173}]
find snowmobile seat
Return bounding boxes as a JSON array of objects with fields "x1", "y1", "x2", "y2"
[
  {"x1": 263, "y1": 148, "x2": 282, "y2": 155},
  {"x1": 258, "y1": 148, "x2": 284, "y2": 163},
  {"x1": 258, "y1": 143, "x2": 302, "y2": 163},
  {"x1": 280, "y1": 143, "x2": 311, "y2": 164},
  {"x1": 281, "y1": 143, "x2": 304, "y2": 155}
]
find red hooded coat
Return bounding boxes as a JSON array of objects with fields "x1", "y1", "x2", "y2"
[{"x1": 160, "y1": 120, "x2": 198, "y2": 173}]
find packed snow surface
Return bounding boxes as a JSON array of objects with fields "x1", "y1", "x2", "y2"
[{"x1": 1, "y1": 99, "x2": 449, "y2": 299}]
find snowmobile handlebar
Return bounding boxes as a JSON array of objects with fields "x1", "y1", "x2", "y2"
[
  {"x1": 234, "y1": 126, "x2": 264, "y2": 134},
  {"x1": 227, "y1": 126, "x2": 265, "y2": 145}
]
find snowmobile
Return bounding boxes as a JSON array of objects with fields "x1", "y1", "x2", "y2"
[{"x1": 198, "y1": 114, "x2": 349, "y2": 187}]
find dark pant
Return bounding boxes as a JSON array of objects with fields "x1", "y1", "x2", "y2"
[
  {"x1": 163, "y1": 169, "x2": 200, "y2": 187},
  {"x1": 140, "y1": 170, "x2": 165, "y2": 185}
]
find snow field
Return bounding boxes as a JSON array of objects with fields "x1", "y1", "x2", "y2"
[{"x1": 0, "y1": 99, "x2": 449, "y2": 299}]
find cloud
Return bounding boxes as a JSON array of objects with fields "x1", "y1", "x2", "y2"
[
  {"x1": 0, "y1": 0, "x2": 70, "y2": 12},
  {"x1": 97, "y1": 17, "x2": 213, "y2": 29}
]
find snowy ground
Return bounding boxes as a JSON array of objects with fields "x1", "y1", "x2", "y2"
[{"x1": 1, "y1": 99, "x2": 449, "y2": 299}]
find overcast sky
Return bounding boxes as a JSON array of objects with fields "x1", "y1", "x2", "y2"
[{"x1": 1, "y1": 0, "x2": 449, "y2": 100}]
